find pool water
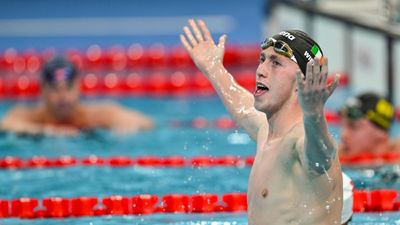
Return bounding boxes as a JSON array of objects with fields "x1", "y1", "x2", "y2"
[{"x1": 0, "y1": 91, "x2": 399, "y2": 224}]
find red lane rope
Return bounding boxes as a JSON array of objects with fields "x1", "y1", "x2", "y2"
[
  {"x1": 0, "y1": 48, "x2": 350, "y2": 99},
  {"x1": 0, "y1": 193, "x2": 246, "y2": 219},
  {"x1": 0, "y1": 155, "x2": 253, "y2": 169},
  {"x1": 0, "y1": 190, "x2": 398, "y2": 219},
  {"x1": 1, "y1": 153, "x2": 399, "y2": 170},
  {"x1": 1, "y1": 46, "x2": 353, "y2": 76},
  {"x1": 0, "y1": 72, "x2": 350, "y2": 98},
  {"x1": 0, "y1": 45, "x2": 259, "y2": 72}
]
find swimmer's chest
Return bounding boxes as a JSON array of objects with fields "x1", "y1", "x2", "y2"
[
  {"x1": 250, "y1": 138, "x2": 295, "y2": 185},
  {"x1": 252, "y1": 124, "x2": 301, "y2": 175},
  {"x1": 247, "y1": 139, "x2": 300, "y2": 218}
]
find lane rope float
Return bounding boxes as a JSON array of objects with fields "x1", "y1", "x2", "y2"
[{"x1": 0, "y1": 190, "x2": 399, "y2": 219}]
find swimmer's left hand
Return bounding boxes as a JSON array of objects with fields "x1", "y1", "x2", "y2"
[{"x1": 295, "y1": 57, "x2": 340, "y2": 117}]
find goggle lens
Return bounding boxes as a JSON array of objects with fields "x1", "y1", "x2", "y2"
[{"x1": 261, "y1": 38, "x2": 295, "y2": 61}]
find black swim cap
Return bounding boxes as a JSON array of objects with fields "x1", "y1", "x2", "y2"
[
  {"x1": 262, "y1": 30, "x2": 323, "y2": 75},
  {"x1": 42, "y1": 56, "x2": 77, "y2": 85},
  {"x1": 341, "y1": 92, "x2": 395, "y2": 131}
]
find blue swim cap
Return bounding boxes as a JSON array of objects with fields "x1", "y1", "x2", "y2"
[{"x1": 42, "y1": 56, "x2": 77, "y2": 85}]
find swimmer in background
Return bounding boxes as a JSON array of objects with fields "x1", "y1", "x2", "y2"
[
  {"x1": 181, "y1": 19, "x2": 342, "y2": 224},
  {"x1": 340, "y1": 92, "x2": 400, "y2": 164},
  {"x1": 1, "y1": 57, "x2": 154, "y2": 136}
]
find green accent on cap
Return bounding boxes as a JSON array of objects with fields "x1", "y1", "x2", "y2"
[{"x1": 311, "y1": 45, "x2": 320, "y2": 56}]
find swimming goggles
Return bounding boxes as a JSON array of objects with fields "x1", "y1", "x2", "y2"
[
  {"x1": 340, "y1": 105, "x2": 364, "y2": 121},
  {"x1": 261, "y1": 38, "x2": 297, "y2": 63}
]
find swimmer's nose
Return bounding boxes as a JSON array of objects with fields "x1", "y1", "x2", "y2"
[
  {"x1": 256, "y1": 72, "x2": 267, "y2": 79},
  {"x1": 256, "y1": 64, "x2": 268, "y2": 79}
]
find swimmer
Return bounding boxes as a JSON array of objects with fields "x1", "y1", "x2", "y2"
[
  {"x1": 1, "y1": 56, "x2": 154, "y2": 136},
  {"x1": 181, "y1": 19, "x2": 342, "y2": 224},
  {"x1": 340, "y1": 92, "x2": 399, "y2": 164}
]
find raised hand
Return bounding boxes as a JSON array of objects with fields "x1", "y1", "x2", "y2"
[
  {"x1": 180, "y1": 19, "x2": 227, "y2": 74},
  {"x1": 295, "y1": 57, "x2": 339, "y2": 117}
]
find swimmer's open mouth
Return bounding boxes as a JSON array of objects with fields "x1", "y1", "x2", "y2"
[{"x1": 254, "y1": 82, "x2": 269, "y2": 96}]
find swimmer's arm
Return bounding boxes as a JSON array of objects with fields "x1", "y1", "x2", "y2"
[
  {"x1": 104, "y1": 104, "x2": 154, "y2": 133},
  {"x1": 296, "y1": 114, "x2": 338, "y2": 175},
  {"x1": 1, "y1": 107, "x2": 78, "y2": 136},
  {"x1": 0, "y1": 106, "x2": 42, "y2": 134},
  {"x1": 295, "y1": 58, "x2": 340, "y2": 175},
  {"x1": 180, "y1": 19, "x2": 265, "y2": 140},
  {"x1": 200, "y1": 63, "x2": 266, "y2": 140}
]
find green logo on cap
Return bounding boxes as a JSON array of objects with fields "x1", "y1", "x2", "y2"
[{"x1": 311, "y1": 44, "x2": 322, "y2": 58}]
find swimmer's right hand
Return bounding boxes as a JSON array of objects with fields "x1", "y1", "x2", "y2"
[{"x1": 180, "y1": 19, "x2": 227, "y2": 74}]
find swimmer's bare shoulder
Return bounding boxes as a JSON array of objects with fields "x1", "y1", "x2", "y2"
[
  {"x1": 292, "y1": 122, "x2": 341, "y2": 179},
  {"x1": 83, "y1": 102, "x2": 154, "y2": 131},
  {"x1": 6, "y1": 105, "x2": 39, "y2": 118},
  {"x1": 7, "y1": 105, "x2": 43, "y2": 122},
  {"x1": 77, "y1": 102, "x2": 120, "y2": 127},
  {"x1": 1, "y1": 105, "x2": 44, "y2": 133}
]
